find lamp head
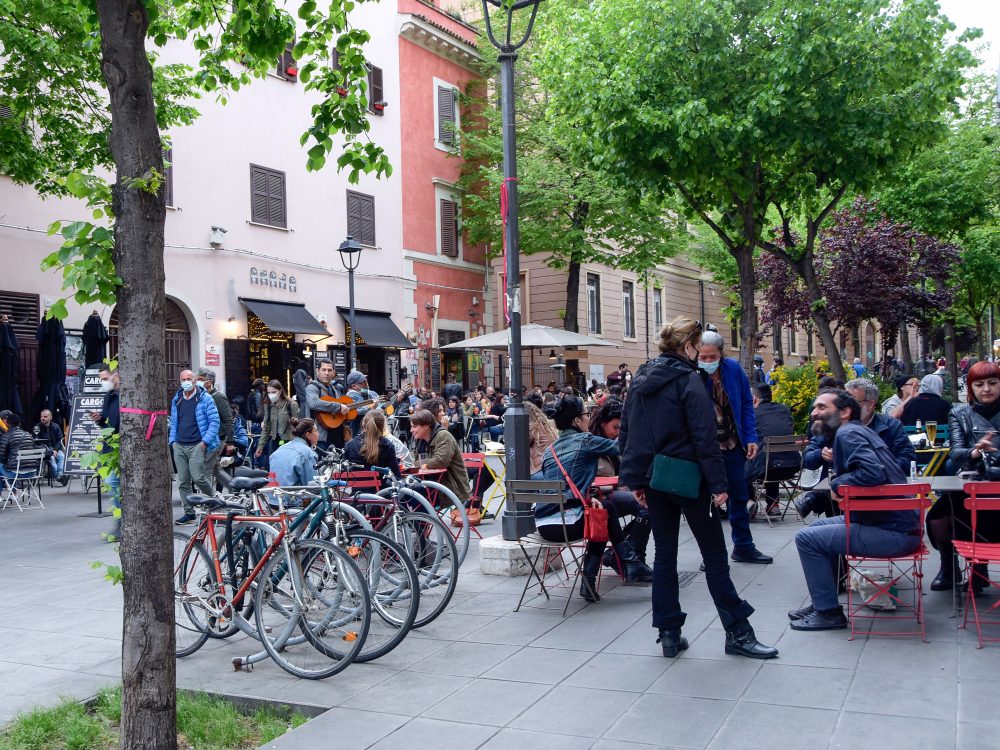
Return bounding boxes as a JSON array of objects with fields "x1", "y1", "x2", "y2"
[{"x1": 337, "y1": 235, "x2": 363, "y2": 271}]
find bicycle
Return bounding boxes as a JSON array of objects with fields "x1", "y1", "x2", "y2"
[{"x1": 173, "y1": 491, "x2": 371, "y2": 679}]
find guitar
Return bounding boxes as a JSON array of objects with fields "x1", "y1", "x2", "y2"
[{"x1": 314, "y1": 395, "x2": 394, "y2": 430}]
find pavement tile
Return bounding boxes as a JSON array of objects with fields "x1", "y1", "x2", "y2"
[
  {"x1": 509, "y1": 685, "x2": 638, "y2": 738},
  {"x1": 707, "y1": 702, "x2": 840, "y2": 750},
  {"x1": 562, "y1": 652, "x2": 672, "y2": 693},
  {"x1": 958, "y1": 722, "x2": 998, "y2": 750},
  {"x1": 480, "y1": 728, "x2": 594, "y2": 750},
  {"x1": 481, "y1": 646, "x2": 594, "y2": 685},
  {"x1": 844, "y1": 670, "x2": 957, "y2": 720},
  {"x1": 271, "y1": 664, "x2": 399, "y2": 709},
  {"x1": 531, "y1": 617, "x2": 635, "y2": 652},
  {"x1": 958, "y1": 678, "x2": 1000, "y2": 726},
  {"x1": 468, "y1": 613, "x2": 564, "y2": 646},
  {"x1": 257, "y1": 707, "x2": 409, "y2": 750},
  {"x1": 409, "y1": 641, "x2": 522, "y2": 678},
  {"x1": 370, "y1": 717, "x2": 497, "y2": 749},
  {"x1": 831, "y1": 711, "x2": 956, "y2": 750},
  {"x1": 647, "y1": 656, "x2": 761, "y2": 700},
  {"x1": 340, "y1": 670, "x2": 472, "y2": 716},
  {"x1": 856, "y1": 637, "x2": 958, "y2": 678},
  {"x1": 591, "y1": 741, "x2": 686, "y2": 750},
  {"x1": 421, "y1": 678, "x2": 551, "y2": 727},
  {"x1": 408, "y1": 612, "x2": 500, "y2": 642},
  {"x1": 604, "y1": 694, "x2": 735, "y2": 748},
  {"x1": 771, "y1": 628, "x2": 867, "y2": 669},
  {"x1": 743, "y1": 663, "x2": 854, "y2": 710}
]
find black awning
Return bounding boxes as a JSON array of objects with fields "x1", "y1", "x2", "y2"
[
  {"x1": 240, "y1": 298, "x2": 329, "y2": 336},
  {"x1": 338, "y1": 308, "x2": 414, "y2": 349}
]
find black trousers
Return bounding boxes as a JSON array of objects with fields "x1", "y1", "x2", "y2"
[
  {"x1": 647, "y1": 487, "x2": 754, "y2": 631},
  {"x1": 536, "y1": 494, "x2": 638, "y2": 554}
]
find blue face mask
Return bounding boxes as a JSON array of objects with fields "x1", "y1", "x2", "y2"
[
  {"x1": 698, "y1": 360, "x2": 720, "y2": 375},
  {"x1": 180, "y1": 380, "x2": 195, "y2": 392}
]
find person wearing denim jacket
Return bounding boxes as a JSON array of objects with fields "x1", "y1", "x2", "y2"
[{"x1": 537, "y1": 396, "x2": 651, "y2": 602}]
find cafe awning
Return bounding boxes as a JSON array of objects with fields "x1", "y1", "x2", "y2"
[
  {"x1": 337, "y1": 308, "x2": 415, "y2": 349},
  {"x1": 239, "y1": 298, "x2": 329, "y2": 336}
]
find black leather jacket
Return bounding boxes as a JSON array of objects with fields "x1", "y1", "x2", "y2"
[
  {"x1": 619, "y1": 354, "x2": 727, "y2": 495},
  {"x1": 949, "y1": 404, "x2": 1000, "y2": 477}
]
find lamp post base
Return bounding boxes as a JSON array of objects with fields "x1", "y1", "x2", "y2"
[{"x1": 502, "y1": 507, "x2": 536, "y2": 541}]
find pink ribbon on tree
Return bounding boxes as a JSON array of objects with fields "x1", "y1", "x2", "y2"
[{"x1": 120, "y1": 407, "x2": 168, "y2": 441}]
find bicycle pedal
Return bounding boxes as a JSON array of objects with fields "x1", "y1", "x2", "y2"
[{"x1": 342, "y1": 631, "x2": 359, "y2": 642}]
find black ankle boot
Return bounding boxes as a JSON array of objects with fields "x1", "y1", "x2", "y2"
[
  {"x1": 580, "y1": 553, "x2": 601, "y2": 602},
  {"x1": 628, "y1": 515, "x2": 651, "y2": 564},
  {"x1": 613, "y1": 542, "x2": 653, "y2": 585},
  {"x1": 931, "y1": 553, "x2": 962, "y2": 591},
  {"x1": 657, "y1": 629, "x2": 689, "y2": 658},
  {"x1": 972, "y1": 563, "x2": 991, "y2": 594},
  {"x1": 724, "y1": 621, "x2": 778, "y2": 659}
]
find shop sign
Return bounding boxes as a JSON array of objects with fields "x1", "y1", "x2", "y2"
[{"x1": 250, "y1": 267, "x2": 297, "y2": 293}]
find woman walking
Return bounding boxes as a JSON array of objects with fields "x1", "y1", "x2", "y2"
[
  {"x1": 620, "y1": 316, "x2": 777, "y2": 659},
  {"x1": 255, "y1": 379, "x2": 299, "y2": 467}
]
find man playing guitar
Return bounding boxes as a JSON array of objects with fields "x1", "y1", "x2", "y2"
[{"x1": 306, "y1": 359, "x2": 350, "y2": 449}]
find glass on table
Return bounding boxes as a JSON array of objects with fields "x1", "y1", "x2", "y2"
[{"x1": 926, "y1": 421, "x2": 938, "y2": 445}]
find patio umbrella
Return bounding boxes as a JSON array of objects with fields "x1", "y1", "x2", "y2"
[
  {"x1": 34, "y1": 316, "x2": 70, "y2": 425},
  {"x1": 0, "y1": 318, "x2": 21, "y2": 414},
  {"x1": 439, "y1": 323, "x2": 619, "y2": 351},
  {"x1": 81, "y1": 311, "x2": 109, "y2": 367}
]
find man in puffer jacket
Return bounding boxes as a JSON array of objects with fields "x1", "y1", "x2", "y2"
[{"x1": 169, "y1": 369, "x2": 220, "y2": 524}]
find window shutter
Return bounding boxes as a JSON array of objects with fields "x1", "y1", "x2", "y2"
[
  {"x1": 437, "y1": 86, "x2": 456, "y2": 144},
  {"x1": 369, "y1": 65, "x2": 384, "y2": 115},
  {"x1": 162, "y1": 147, "x2": 174, "y2": 207},
  {"x1": 347, "y1": 190, "x2": 361, "y2": 238},
  {"x1": 440, "y1": 200, "x2": 458, "y2": 257},
  {"x1": 0, "y1": 103, "x2": 11, "y2": 118},
  {"x1": 360, "y1": 194, "x2": 375, "y2": 246},
  {"x1": 251, "y1": 165, "x2": 286, "y2": 228},
  {"x1": 278, "y1": 40, "x2": 297, "y2": 81}
]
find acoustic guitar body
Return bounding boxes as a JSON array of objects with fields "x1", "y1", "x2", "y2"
[{"x1": 314, "y1": 395, "x2": 393, "y2": 430}]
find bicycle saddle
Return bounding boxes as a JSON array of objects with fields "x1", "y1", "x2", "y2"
[
  {"x1": 230, "y1": 476, "x2": 270, "y2": 492},
  {"x1": 234, "y1": 468, "x2": 269, "y2": 479},
  {"x1": 186, "y1": 494, "x2": 228, "y2": 509}
]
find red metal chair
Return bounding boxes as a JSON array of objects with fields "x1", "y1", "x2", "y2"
[
  {"x1": 840, "y1": 483, "x2": 932, "y2": 642},
  {"x1": 954, "y1": 482, "x2": 1000, "y2": 648}
]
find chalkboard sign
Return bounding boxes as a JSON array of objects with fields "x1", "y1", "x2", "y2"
[
  {"x1": 65, "y1": 393, "x2": 106, "y2": 475},
  {"x1": 332, "y1": 349, "x2": 348, "y2": 380},
  {"x1": 430, "y1": 352, "x2": 441, "y2": 392},
  {"x1": 82, "y1": 367, "x2": 103, "y2": 393}
]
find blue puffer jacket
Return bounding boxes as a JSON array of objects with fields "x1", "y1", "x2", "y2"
[
  {"x1": 169, "y1": 385, "x2": 221, "y2": 451},
  {"x1": 704, "y1": 357, "x2": 758, "y2": 447}
]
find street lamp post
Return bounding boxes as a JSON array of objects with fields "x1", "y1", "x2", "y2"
[
  {"x1": 338, "y1": 235, "x2": 363, "y2": 373},
  {"x1": 480, "y1": 0, "x2": 543, "y2": 541}
]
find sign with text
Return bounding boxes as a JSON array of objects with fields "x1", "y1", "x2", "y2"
[
  {"x1": 82, "y1": 367, "x2": 104, "y2": 394},
  {"x1": 65, "y1": 393, "x2": 106, "y2": 475}
]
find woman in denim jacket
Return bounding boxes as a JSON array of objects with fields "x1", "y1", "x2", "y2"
[{"x1": 537, "y1": 396, "x2": 651, "y2": 602}]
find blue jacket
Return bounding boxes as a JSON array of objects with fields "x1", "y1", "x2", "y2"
[
  {"x1": 830, "y1": 421, "x2": 916, "y2": 533},
  {"x1": 703, "y1": 358, "x2": 758, "y2": 447},
  {"x1": 806, "y1": 413, "x2": 915, "y2": 479},
  {"x1": 268, "y1": 437, "x2": 317, "y2": 486},
  {"x1": 536, "y1": 429, "x2": 618, "y2": 519},
  {"x1": 169, "y1": 385, "x2": 221, "y2": 451}
]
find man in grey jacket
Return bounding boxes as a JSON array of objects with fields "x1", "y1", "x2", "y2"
[
  {"x1": 306, "y1": 359, "x2": 349, "y2": 449},
  {"x1": 197, "y1": 368, "x2": 233, "y2": 489}
]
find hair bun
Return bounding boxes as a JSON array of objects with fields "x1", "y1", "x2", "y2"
[{"x1": 290, "y1": 417, "x2": 301, "y2": 428}]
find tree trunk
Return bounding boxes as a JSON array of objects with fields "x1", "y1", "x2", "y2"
[
  {"x1": 733, "y1": 245, "x2": 756, "y2": 373},
  {"x1": 975, "y1": 316, "x2": 985, "y2": 360},
  {"x1": 96, "y1": 2, "x2": 175, "y2": 748},
  {"x1": 794, "y1": 255, "x2": 846, "y2": 381},
  {"x1": 944, "y1": 320, "x2": 959, "y2": 401},
  {"x1": 899, "y1": 327, "x2": 913, "y2": 372},
  {"x1": 564, "y1": 257, "x2": 580, "y2": 332}
]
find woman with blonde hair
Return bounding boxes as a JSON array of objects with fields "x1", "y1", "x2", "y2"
[
  {"x1": 526, "y1": 401, "x2": 557, "y2": 479},
  {"x1": 620, "y1": 316, "x2": 777, "y2": 660},
  {"x1": 344, "y1": 409, "x2": 401, "y2": 481}
]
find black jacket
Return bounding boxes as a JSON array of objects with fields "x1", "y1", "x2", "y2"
[
  {"x1": 33, "y1": 422, "x2": 64, "y2": 452},
  {"x1": 443, "y1": 382, "x2": 463, "y2": 400},
  {"x1": 900, "y1": 394, "x2": 952, "y2": 427},
  {"x1": 948, "y1": 404, "x2": 1000, "y2": 477},
  {"x1": 620, "y1": 354, "x2": 727, "y2": 495},
  {"x1": 745, "y1": 401, "x2": 796, "y2": 481},
  {"x1": 343, "y1": 435, "x2": 402, "y2": 480}
]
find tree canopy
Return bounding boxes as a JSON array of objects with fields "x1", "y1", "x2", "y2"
[{"x1": 534, "y1": 0, "x2": 978, "y2": 373}]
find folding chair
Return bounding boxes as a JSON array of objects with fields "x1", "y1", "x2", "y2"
[
  {"x1": 840, "y1": 483, "x2": 932, "y2": 642},
  {"x1": 508, "y1": 479, "x2": 592, "y2": 616},
  {"x1": 1, "y1": 448, "x2": 47, "y2": 511},
  {"x1": 954, "y1": 482, "x2": 1000, "y2": 648},
  {"x1": 750, "y1": 434, "x2": 807, "y2": 524}
]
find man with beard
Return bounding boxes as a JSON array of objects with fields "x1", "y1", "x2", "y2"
[{"x1": 789, "y1": 389, "x2": 919, "y2": 631}]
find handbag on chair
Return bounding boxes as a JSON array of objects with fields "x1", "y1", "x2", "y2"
[{"x1": 549, "y1": 446, "x2": 609, "y2": 544}]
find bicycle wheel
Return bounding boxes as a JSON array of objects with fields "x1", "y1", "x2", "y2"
[
  {"x1": 173, "y1": 531, "x2": 213, "y2": 657},
  {"x1": 392, "y1": 511, "x2": 458, "y2": 628},
  {"x1": 208, "y1": 520, "x2": 274, "y2": 639},
  {"x1": 342, "y1": 529, "x2": 420, "y2": 662},
  {"x1": 418, "y1": 479, "x2": 471, "y2": 567},
  {"x1": 254, "y1": 538, "x2": 371, "y2": 680}
]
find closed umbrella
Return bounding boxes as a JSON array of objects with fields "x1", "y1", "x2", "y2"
[
  {"x1": 0, "y1": 317, "x2": 21, "y2": 414},
  {"x1": 34, "y1": 316, "x2": 70, "y2": 425},
  {"x1": 81, "y1": 311, "x2": 109, "y2": 367}
]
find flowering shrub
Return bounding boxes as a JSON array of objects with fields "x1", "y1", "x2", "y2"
[{"x1": 770, "y1": 365, "x2": 819, "y2": 434}]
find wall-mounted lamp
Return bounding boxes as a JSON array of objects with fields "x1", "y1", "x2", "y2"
[
  {"x1": 425, "y1": 302, "x2": 439, "y2": 313},
  {"x1": 209, "y1": 225, "x2": 228, "y2": 247},
  {"x1": 224, "y1": 315, "x2": 237, "y2": 336},
  {"x1": 547, "y1": 349, "x2": 557, "y2": 361}
]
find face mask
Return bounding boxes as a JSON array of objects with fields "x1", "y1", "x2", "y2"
[
  {"x1": 268, "y1": 392, "x2": 279, "y2": 402},
  {"x1": 180, "y1": 380, "x2": 194, "y2": 392},
  {"x1": 100, "y1": 379, "x2": 114, "y2": 393},
  {"x1": 683, "y1": 344, "x2": 698, "y2": 363},
  {"x1": 698, "y1": 360, "x2": 720, "y2": 375}
]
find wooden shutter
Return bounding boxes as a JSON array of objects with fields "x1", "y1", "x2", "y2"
[
  {"x1": 0, "y1": 103, "x2": 11, "y2": 118},
  {"x1": 162, "y1": 147, "x2": 174, "y2": 207},
  {"x1": 368, "y1": 65, "x2": 384, "y2": 115},
  {"x1": 440, "y1": 199, "x2": 458, "y2": 257},
  {"x1": 250, "y1": 165, "x2": 286, "y2": 227},
  {"x1": 346, "y1": 190, "x2": 362, "y2": 238},
  {"x1": 437, "y1": 86, "x2": 456, "y2": 144},
  {"x1": 277, "y1": 40, "x2": 296, "y2": 81},
  {"x1": 360, "y1": 194, "x2": 375, "y2": 246}
]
